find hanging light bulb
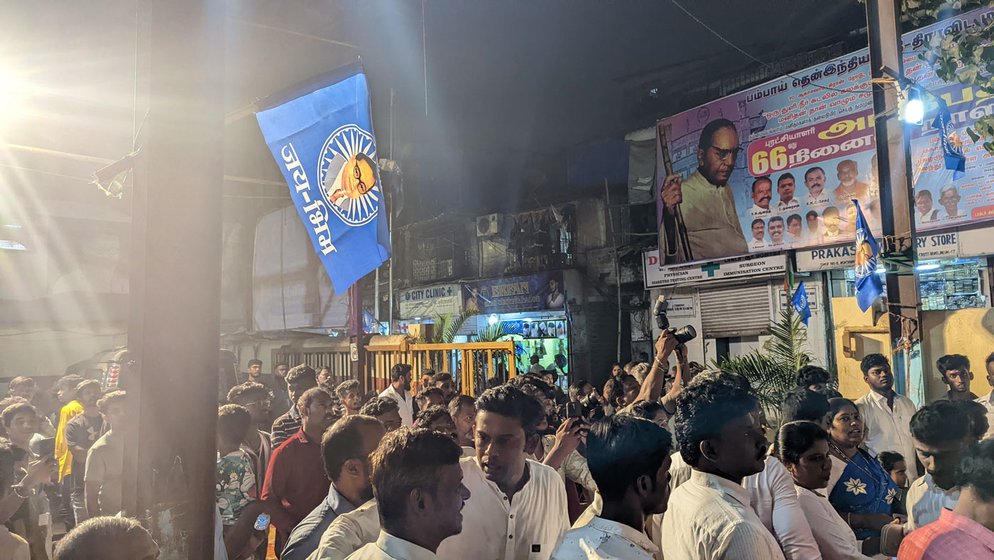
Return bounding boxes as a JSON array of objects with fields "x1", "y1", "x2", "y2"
[{"x1": 904, "y1": 87, "x2": 924, "y2": 125}]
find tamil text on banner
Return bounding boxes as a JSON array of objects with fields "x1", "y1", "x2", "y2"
[
  {"x1": 463, "y1": 272, "x2": 565, "y2": 315},
  {"x1": 255, "y1": 64, "x2": 390, "y2": 294},
  {"x1": 655, "y1": 6, "x2": 994, "y2": 266}
]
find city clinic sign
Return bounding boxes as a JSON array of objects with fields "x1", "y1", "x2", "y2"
[
  {"x1": 398, "y1": 283, "x2": 462, "y2": 319},
  {"x1": 795, "y1": 227, "x2": 992, "y2": 271},
  {"x1": 644, "y1": 250, "x2": 787, "y2": 289}
]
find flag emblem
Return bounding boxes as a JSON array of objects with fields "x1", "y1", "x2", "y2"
[
  {"x1": 854, "y1": 237, "x2": 875, "y2": 279},
  {"x1": 792, "y1": 281, "x2": 811, "y2": 326},
  {"x1": 319, "y1": 124, "x2": 380, "y2": 226},
  {"x1": 852, "y1": 200, "x2": 883, "y2": 312}
]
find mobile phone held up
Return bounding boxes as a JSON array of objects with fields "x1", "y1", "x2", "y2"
[
  {"x1": 254, "y1": 513, "x2": 271, "y2": 532},
  {"x1": 565, "y1": 401, "x2": 582, "y2": 419}
]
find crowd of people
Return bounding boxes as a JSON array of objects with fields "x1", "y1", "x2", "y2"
[
  {"x1": 8, "y1": 333, "x2": 994, "y2": 559},
  {"x1": 0, "y1": 374, "x2": 129, "y2": 559}
]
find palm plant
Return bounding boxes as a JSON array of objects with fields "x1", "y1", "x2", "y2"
[
  {"x1": 713, "y1": 305, "x2": 812, "y2": 426},
  {"x1": 429, "y1": 311, "x2": 474, "y2": 343},
  {"x1": 474, "y1": 320, "x2": 508, "y2": 343}
]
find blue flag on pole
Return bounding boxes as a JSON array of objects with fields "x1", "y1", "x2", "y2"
[
  {"x1": 853, "y1": 200, "x2": 883, "y2": 312},
  {"x1": 255, "y1": 65, "x2": 390, "y2": 294},
  {"x1": 932, "y1": 98, "x2": 966, "y2": 181},
  {"x1": 792, "y1": 281, "x2": 811, "y2": 326}
]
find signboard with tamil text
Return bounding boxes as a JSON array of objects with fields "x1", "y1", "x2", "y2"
[{"x1": 655, "y1": 7, "x2": 994, "y2": 266}]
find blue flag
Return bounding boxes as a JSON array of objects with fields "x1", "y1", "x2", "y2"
[
  {"x1": 931, "y1": 98, "x2": 966, "y2": 180},
  {"x1": 853, "y1": 200, "x2": 883, "y2": 312},
  {"x1": 792, "y1": 281, "x2": 811, "y2": 326},
  {"x1": 256, "y1": 65, "x2": 390, "y2": 294}
]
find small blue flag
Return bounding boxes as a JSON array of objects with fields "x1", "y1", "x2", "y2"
[
  {"x1": 932, "y1": 97, "x2": 966, "y2": 180},
  {"x1": 256, "y1": 64, "x2": 391, "y2": 294},
  {"x1": 852, "y1": 200, "x2": 884, "y2": 312},
  {"x1": 792, "y1": 281, "x2": 811, "y2": 326}
]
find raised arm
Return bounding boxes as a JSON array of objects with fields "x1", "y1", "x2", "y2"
[{"x1": 632, "y1": 330, "x2": 677, "y2": 406}]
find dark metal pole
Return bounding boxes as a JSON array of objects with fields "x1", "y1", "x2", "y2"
[
  {"x1": 349, "y1": 284, "x2": 368, "y2": 392},
  {"x1": 866, "y1": 0, "x2": 923, "y2": 394},
  {"x1": 122, "y1": 1, "x2": 224, "y2": 558}
]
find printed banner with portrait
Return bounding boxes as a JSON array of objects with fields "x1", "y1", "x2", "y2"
[
  {"x1": 655, "y1": 7, "x2": 994, "y2": 265},
  {"x1": 462, "y1": 272, "x2": 566, "y2": 315}
]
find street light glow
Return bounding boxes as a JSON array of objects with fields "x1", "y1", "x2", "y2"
[{"x1": 904, "y1": 88, "x2": 924, "y2": 125}]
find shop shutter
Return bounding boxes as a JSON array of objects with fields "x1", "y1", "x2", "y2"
[{"x1": 699, "y1": 283, "x2": 772, "y2": 338}]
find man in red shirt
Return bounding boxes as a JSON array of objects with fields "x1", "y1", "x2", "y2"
[
  {"x1": 262, "y1": 386, "x2": 339, "y2": 555},
  {"x1": 899, "y1": 439, "x2": 994, "y2": 559}
]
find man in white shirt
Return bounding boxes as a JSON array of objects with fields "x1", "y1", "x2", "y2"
[
  {"x1": 914, "y1": 189, "x2": 940, "y2": 223},
  {"x1": 345, "y1": 428, "x2": 469, "y2": 560},
  {"x1": 803, "y1": 167, "x2": 830, "y2": 206},
  {"x1": 552, "y1": 415, "x2": 672, "y2": 560},
  {"x1": 776, "y1": 173, "x2": 800, "y2": 211},
  {"x1": 785, "y1": 214, "x2": 803, "y2": 245},
  {"x1": 378, "y1": 364, "x2": 414, "y2": 427},
  {"x1": 664, "y1": 373, "x2": 820, "y2": 560},
  {"x1": 975, "y1": 352, "x2": 994, "y2": 439},
  {"x1": 313, "y1": 385, "x2": 569, "y2": 560},
  {"x1": 661, "y1": 374, "x2": 786, "y2": 559},
  {"x1": 905, "y1": 400, "x2": 976, "y2": 531},
  {"x1": 749, "y1": 176, "x2": 774, "y2": 216},
  {"x1": 937, "y1": 185, "x2": 964, "y2": 220},
  {"x1": 768, "y1": 216, "x2": 786, "y2": 246},
  {"x1": 805, "y1": 210, "x2": 822, "y2": 241},
  {"x1": 854, "y1": 354, "x2": 920, "y2": 479},
  {"x1": 437, "y1": 385, "x2": 569, "y2": 560},
  {"x1": 749, "y1": 219, "x2": 767, "y2": 250}
]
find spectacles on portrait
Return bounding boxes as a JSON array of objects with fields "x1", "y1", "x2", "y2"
[{"x1": 708, "y1": 146, "x2": 741, "y2": 161}]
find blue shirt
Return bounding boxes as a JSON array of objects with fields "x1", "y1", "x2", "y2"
[{"x1": 280, "y1": 484, "x2": 356, "y2": 560}]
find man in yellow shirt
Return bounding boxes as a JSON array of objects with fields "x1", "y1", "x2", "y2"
[{"x1": 53, "y1": 374, "x2": 84, "y2": 527}]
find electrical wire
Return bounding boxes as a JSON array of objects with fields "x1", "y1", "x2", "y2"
[{"x1": 669, "y1": 0, "x2": 894, "y2": 95}]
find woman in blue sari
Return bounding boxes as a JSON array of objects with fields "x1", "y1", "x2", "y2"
[{"x1": 825, "y1": 398, "x2": 900, "y2": 552}]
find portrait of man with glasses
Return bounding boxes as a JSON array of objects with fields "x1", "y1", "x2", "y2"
[{"x1": 658, "y1": 118, "x2": 749, "y2": 264}]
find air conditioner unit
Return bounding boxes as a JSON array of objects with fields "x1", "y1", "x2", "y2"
[{"x1": 476, "y1": 213, "x2": 502, "y2": 237}]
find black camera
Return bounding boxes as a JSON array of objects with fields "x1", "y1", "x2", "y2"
[{"x1": 653, "y1": 295, "x2": 697, "y2": 344}]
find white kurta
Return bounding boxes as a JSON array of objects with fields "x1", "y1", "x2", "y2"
[
  {"x1": 794, "y1": 485, "x2": 871, "y2": 560},
  {"x1": 661, "y1": 470, "x2": 786, "y2": 560},
  {"x1": 378, "y1": 385, "x2": 414, "y2": 427},
  {"x1": 905, "y1": 472, "x2": 960, "y2": 531},
  {"x1": 551, "y1": 516, "x2": 659, "y2": 560},
  {"x1": 436, "y1": 457, "x2": 570, "y2": 560}
]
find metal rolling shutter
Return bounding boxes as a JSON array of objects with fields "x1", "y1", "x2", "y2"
[{"x1": 699, "y1": 283, "x2": 772, "y2": 338}]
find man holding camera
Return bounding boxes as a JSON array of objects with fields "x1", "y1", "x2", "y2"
[{"x1": 617, "y1": 330, "x2": 682, "y2": 416}]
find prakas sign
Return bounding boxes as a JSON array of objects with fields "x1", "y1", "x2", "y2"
[
  {"x1": 398, "y1": 283, "x2": 462, "y2": 319},
  {"x1": 644, "y1": 250, "x2": 787, "y2": 289},
  {"x1": 796, "y1": 227, "x2": 992, "y2": 271}
]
